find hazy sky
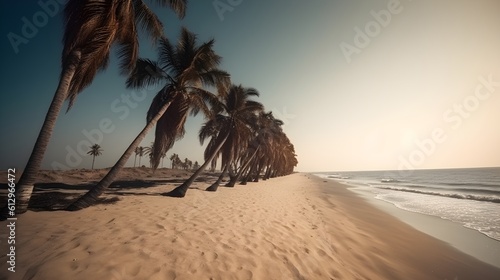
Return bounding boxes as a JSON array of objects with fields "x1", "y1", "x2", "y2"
[{"x1": 1, "y1": 0, "x2": 499, "y2": 172}]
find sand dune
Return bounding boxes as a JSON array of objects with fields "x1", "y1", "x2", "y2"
[{"x1": 1, "y1": 171, "x2": 499, "y2": 279}]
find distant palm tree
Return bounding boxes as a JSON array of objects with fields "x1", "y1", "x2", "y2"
[
  {"x1": 183, "y1": 158, "x2": 193, "y2": 170},
  {"x1": 137, "y1": 146, "x2": 146, "y2": 167},
  {"x1": 133, "y1": 146, "x2": 140, "y2": 167},
  {"x1": 87, "y1": 144, "x2": 103, "y2": 170},
  {"x1": 141, "y1": 142, "x2": 154, "y2": 167},
  {"x1": 12, "y1": 0, "x2": 188, "y2": 214},
  {"x1": 67, "y1": 28, "x2": 229, "y2": 210},
  {"x1": 170, "y1": 153, "x2": 179, "y2": 169},
  {"x1": 168, "y1": 85, "x2": 264, "y2": 196},
  {"x1": 175, "y1": 156, "x2": 183, "y2": 169}
]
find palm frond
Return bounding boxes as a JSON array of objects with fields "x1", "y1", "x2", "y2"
[
  {"x1": 158, "y1": 37, "x2": 180, "y2": 75},
  {"x1": 198, "y1": 69, "x2": 231, "y2": 91},
  {"x1": 61, "y1": 0, "x2": 188, "y2": 111},
  {"x1": 126, "y1": 58, "x2": 167, "y2": 89},
  {"x1": 187, "y1": 87, "x2": 222, "y2": 118},
  {"x1": 67, "y1": 26, "x2": 118, "y2": 109},
  {"x1": 133, "y1": 0, "x2": 164, "y2": 41},
  {"x1": 147, "y1": 85, "x2": 175, "y2": 122},
  {"x1": 149, "y1": 94, "x2": 190, "y2": 169},
  {"x1": 243, "y1": 100, "x2": 264, "y2": 113},
  {"x1": 153, "y1": 0, "x2": 187, "y2": 18},
  {"x1": 114, "y1": 0, "x2": 138, "y2": 75},
  {"x1": 198, "y1": 118, "x2": 218, "y2": 144},
  {"x1": 243, "y1": 87, "x2": 259, "y2": 97}
]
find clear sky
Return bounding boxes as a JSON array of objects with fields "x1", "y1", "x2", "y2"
[{"x1": 1, "y1": 0, "x2": 499, "y2": 172}]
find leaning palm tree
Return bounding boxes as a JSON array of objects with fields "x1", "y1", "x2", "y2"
[
  {"x1": 248, "y1": 112, "x2": 283, "y2": 181},
  {"x1": 67, "y1": 28, "x2": 230, "y2": 210},
  {"x1": 87, "y1": 144, "x2": 103, "y2": 170},
  {"x1": 235, "y1": 111, "x2": 284, "y2": 184},
  {"x1": 168, "y1": 85, "x2": 263, "y2": 196},
  {"x1": 11, "y1": 0, "x2": 187, "y2": 215}
]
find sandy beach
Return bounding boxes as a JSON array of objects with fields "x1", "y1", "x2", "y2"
[{"x1": 1, "y1": 170, "x2": 499, "y2": 279}]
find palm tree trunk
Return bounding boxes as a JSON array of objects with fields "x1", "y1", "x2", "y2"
[
  {"x1": 12, "y1": 51, "x2": 81, "y2": 215},
  {"x1": 66, "y1": 98, "x2": 175, "y2": 211},
  {"x1": 264, "y1": 163, "x2": 273, "y2": 180},
  {"x1": 237, "y1": 147, "x2": 260, "y2": 185},
  {"x1": 91, "y1": 155, "x2": 96, "y2": 170},
  {"x1": 205, "y1": 164, "x2": 228, "y2": 192},
  {"x1": 254, "y1": 162, "x2": 265, "y2": 182},
  {"x1": 237, "y1": 164, "x2": 251, "y2": 185},
  {"x1": 133, "y1": 154, "x2": 137, "y2": 167},
  {"x1": 241, "y1": 156, "x2": 258, "y2": 185},
  {"x1": 226, "y1": 147, "x2": 259, "y2": 187},
  {"x1": 242, "y1": 164, "x2": 255, "y2": 184},
  {"x1": 166, "y1": 132, "x2": 230, "y2": 198}
]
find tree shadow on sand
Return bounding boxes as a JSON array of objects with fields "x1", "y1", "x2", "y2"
[{"x1": 0, "y1": 174, "x2": 221, "y2": 219}]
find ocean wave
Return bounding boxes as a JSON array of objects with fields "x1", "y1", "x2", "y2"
[
  {"x1": 449, "y1": 188, "x2": 500, "y2": 196},
  {"x1": 327, "y1": 175, "x2": 350, "y2": 179},
  {"x1": 375, "y1": 186, "x2": 500, "y2": 204},
  {"x1": 378, "y1": 183, "x2": 500, "y2": 195},
  {"x1": 442, "y1": 182, "x2": 500, "y2": 188},
  {"x1": 380, "y1": 178, "x2": 401, "y2": 183}
]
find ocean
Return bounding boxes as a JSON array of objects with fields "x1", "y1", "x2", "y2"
[{"x1": 317, "y1": 167, "x2": 500, "y2": 242}]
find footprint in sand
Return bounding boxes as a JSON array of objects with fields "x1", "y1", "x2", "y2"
[
  {"x1": 316, "y1": 248, "x2": 327, "y2": 257},
  {"x1": 70, "y1": 259, "x2": 79, "y2": 271},
  {"x1": 126, "y1": 264, "x2": 141, "y2": 276},
  {"x1": 201, "y1": 251, "x2": 219, "y2": 261},
  {"x1": 155, "y1": 223, "x2": 166, "y2": 230}
]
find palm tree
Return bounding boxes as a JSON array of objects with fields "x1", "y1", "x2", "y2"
[
  {"x1": 142, "y1": 142, "x2": 154, "y2": 168},
  {"x1": 240, "y1": 111, "x2": 285, "y2": 183},
  {"x1": 250, "y1": 118, "x2": 297, "y2": 181},
  {"x1": 175, "y1": 156, "x2": 183, "y2": 169},
  {"x1": 67, "y1": 28, "x2": 230, "y2": 210},
  {"x1": 221, "y1": 111, "x2": 277, "y2": 187},
  {"x1": 12, "y1": 0, "x2": 188, "y2": 214},
  {"x1": 183, "y1": 158, "x2": 193, "y2": 170},
  {"x1": 167, "y1": 85, "x2": 263, "y2": 196},
  {"x1": 87, "y1": 144, "x2": 103, "y2": 170},
  {"x1": 136, "y1": 146, "x2": 145, "y2": 167},
  {"x1": 133, "y1": 146, "x2": 140, "y2": 167},
  {"x1": 170, "y1": 153, "x2": 179, "y2": 169},
  {"x1": 193, "y1": 161, "x2": 200, "y2": 170}
]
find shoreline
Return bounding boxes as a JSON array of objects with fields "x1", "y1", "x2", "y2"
[
  {"x1": 346, "y1": 184, "x2": 500, "y2": 268},
  {"x1": 307, "y1": 173, "x2": 500, "y2": 279},
  {"x1": 1, "y1": 171, "x2": 499, "y2": 279}
]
